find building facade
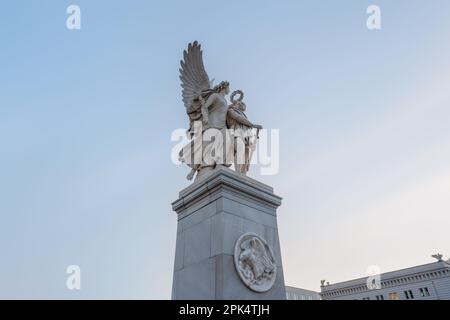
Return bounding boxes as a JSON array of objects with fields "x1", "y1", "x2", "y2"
[
  {"x1": 286, "y1": 286, "x2": 321, "y2": 300},
  {"x1": 320, "y1": 260, "x2": 450, "y2": 300}
]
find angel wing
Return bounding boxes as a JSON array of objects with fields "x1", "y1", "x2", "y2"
[{"x1": 179, "y1": 41, "x2": 211, "y2": 111}]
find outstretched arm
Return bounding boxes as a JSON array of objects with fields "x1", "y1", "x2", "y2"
[{"x1": 228, "y1": 108, "x2": 262, "y2": 129}]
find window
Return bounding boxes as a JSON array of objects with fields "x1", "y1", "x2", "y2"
[
  {"x1": 389, "y1": 292, "x2": 400, "y2": 300},
  {"x1": 419, "y1": 287, "x2": 430, "y2": 297},
  {"x1": 362, "y1": 297, "x2": 370, "y2": 300},
  {"x1": 376, "y1": 295, "x2": 384, "y2": 300},
  {"x1": 404, "y1": 290, "x2": 414, "y2": 299}
]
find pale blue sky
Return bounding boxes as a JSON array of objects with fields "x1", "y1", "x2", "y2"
[{"x1": 1, "y1": 1, "x2": 450, "y2": 298}]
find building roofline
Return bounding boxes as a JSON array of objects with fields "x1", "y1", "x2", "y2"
[
  {"x1": 285, "y1": 285, "x2": 319, "y2": 294},
  {"x1": 321, "y1": 260, "x2": 450, "y2": 292}
]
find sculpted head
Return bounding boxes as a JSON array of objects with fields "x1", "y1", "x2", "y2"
[
  {"x1": 237, "y1": 101, "x2": 246, "y2": 112},
  {"x1": 214, "y1": 81, "x2": 230, "y2": 95}
]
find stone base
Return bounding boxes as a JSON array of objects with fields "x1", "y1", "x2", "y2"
[{"x1": 171, "y1": 167, "x2": 286, "y2": 300}]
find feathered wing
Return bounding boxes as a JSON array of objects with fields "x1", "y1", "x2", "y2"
[
  {"x1": 178, "y1": 42, "x2": 212, "y2": 165},
  {"x1": 254, "y1": 239, "x2": 275, "y2": 273},
  {"x1": 179, "y1": 41, "x2": 211, "y2": 112}
]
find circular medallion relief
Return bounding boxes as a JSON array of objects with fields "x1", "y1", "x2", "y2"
[{"x1": 233, "y1": 232, "x2": 277, "y2": 292}]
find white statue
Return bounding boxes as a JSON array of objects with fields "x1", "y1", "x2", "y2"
[
  {"x1": 227, "y1": 90, "x2": 262, "y2": 174},
  {"x1": 178, "y1": 41, "x2": 262, "y2": 181}
]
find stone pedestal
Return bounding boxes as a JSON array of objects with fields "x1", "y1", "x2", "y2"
[{"x1": 171, "y1": 167, "x2": 286, "y2": 300}]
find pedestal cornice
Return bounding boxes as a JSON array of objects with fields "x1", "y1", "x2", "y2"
[{"x1": 172, "y1": 167, "x2": 282, "y2": 214}]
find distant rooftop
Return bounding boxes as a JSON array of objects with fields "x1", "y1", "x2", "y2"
[{"x1": 321, "y1": 260, "x2": 450, "y2": 293}]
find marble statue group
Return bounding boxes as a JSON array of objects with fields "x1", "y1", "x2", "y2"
[{"x1": 178, "y1": 41, "x2": 263, "y2": 181}]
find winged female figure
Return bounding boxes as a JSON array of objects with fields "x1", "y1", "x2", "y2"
[
  {"x1": 178, "y1": 41, "x2": 234, "y2": 180},
  {"x1": 178, "y1": 41, "x2": 264, "y2": 181}
]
